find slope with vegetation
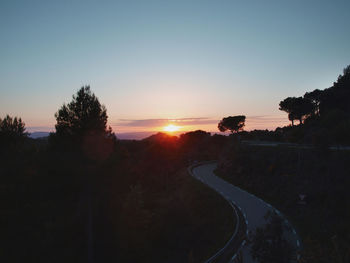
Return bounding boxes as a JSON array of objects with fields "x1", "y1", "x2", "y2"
[
  {"x1": 0, "y1": 87, "x2": 234, "y2": 263},
  {"x1": 2, "y1": 64, "x2": 349, "y2": 262},
  {"x1": 214, "y1": 65, "x2": 350, "y2": 262},
  {"x1": 232, "y1": 65, "x2": 350, "y2": 145},
  {"x1": 277, "y1": 65, "x2": 350, "y2": 145},
  {"x1": 215, "y1": 141, "x2": 350, "y2": 262}
]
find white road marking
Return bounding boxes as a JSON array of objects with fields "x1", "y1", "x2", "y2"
[{"x1": 190, "y1": 163, "x2": 301, "y2": 262}]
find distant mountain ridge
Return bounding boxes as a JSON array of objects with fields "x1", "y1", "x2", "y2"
[
  {"x1": 29, "y1": 131, "x2": 158, "y2": 140},
  {"x1": 29, "y1": 132, "x2": 51, "y2": 139},
  {"x1": 29, "y1": 130, "x2": 223, "y2": 140}
]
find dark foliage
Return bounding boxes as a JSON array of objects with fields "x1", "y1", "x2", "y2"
[
  {"x1": 251, "y1": 211, "x2": 294, "y2": 263},
  {"x1": 239, "y1": 129, "x2": 283, "y2": 142},
  {"x1": 218, "y1": 115, "x2": 246, "y2": 133},
  {"x1": 279, "y1": 97, "x2": 313, "y2": 125},
  {"x1": 50, "y1": 86, "x2": 116, "y2": 160},
  {"x1": 0, "y1": 114, "x2": 27, "y2": 149},
  {"x1": 216, "y1": 144, "x2": 350, "y2": 263},
  {"x1": 278, "y1": 65, "x2": 350, "y2": 144},
  {"x1": 304, "y1": 89, "x2": 323, "y2": 117},
  {"x1": 1, "y1": 87, "x2": 233, "y2": 263},
  {"x1": 320, "y1": 65, "x2": 350, "y2": 116},
  {"x1": 55, "y1": 86, "x2": 108, "y2": 136}
]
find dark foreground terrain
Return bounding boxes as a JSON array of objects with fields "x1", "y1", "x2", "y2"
[
  {"x1": 216, "y1": 142, "x2": 350, "y2": 263},
  {"x1": 0, "y1": 132, "x2": 235, "y2": 263}
]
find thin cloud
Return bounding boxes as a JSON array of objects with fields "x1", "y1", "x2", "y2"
[
  {"x1": 247, "y1": 115, "x2": 287, "y2": 122},
  {"x1": 26, "y1": 126, "x2": 55, "y2": 132},
  {"x1": 245, "y1": 115, "x2": 289, "y2": 130},
  {"x1": 114, "y1": 115, "x2": 288, "y2": 129},
  {"x1": 115, "y1": 118, "x2": 218, "y2": 127}
]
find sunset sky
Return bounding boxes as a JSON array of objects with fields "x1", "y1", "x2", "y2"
[{"x1": 1, "y1": 0, "x2": 349, "y2": 137}]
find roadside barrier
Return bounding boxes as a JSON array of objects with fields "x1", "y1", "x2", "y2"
[{"x1": 188, "y1": 162, "x2": 247, "y2": 263}]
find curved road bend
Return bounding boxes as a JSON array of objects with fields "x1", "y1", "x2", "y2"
[{"x1": 192, "y1": 162, "x2": 301, "y2": 263}]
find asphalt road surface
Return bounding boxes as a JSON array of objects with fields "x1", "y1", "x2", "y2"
[{"x1": 192, "y1": 162, "x2": 301, "y2": 263}]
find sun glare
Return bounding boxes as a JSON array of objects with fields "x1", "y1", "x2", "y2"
[{"x1": 163, "y1": 124, "x2": 180, "y2": 132}]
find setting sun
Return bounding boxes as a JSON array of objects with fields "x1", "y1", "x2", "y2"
[{"x1": 163, "y1": 124, "x2": 180, "y2": 132}]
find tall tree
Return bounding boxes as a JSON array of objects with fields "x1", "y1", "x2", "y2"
[
  {"x1": 279, "y1": 97, "x2": 313, "y2": 125},
  {"x1": 55, "y1": 86, "x2": 109, "y2": 137},
  {"x1": 0, "y1": 115, "x2": 27, "y2": 148},
  {"x1": 319, "y1": 65, "x2": 350, "y2": 116},
  {"x1": 279, "y1": 97, "x2": 296, "y2": 126},
  {"x1": 51, "y1": 86, "x2": 115, "y2": 159},
  {"x1": 304, "y1": 89, "x2": 323, "y2": 117},
  {"x1": 218, "y1": 115, "x2": 246, "y2": 133}
]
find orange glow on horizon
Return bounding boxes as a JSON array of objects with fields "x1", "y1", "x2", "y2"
[{"x1": 163, "y1": 124, "x2": 180, "y2": 132}]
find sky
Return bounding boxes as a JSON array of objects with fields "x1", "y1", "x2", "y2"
[{"x1": 1, "y1": 0, "x2": 349, "y2": 137}]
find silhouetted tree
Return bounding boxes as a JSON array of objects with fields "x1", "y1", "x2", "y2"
[
  {"x1": 297, "y1": 97, "x2": 314, "y2": 123},
  {"x1": 51, "y1": 86, "x2": 115, "y2": 159},
  {"x1": 179, "y1": 130, "x2": 210, "y2": 146},
  {"x1": 319, "y1": 65, "x2": 350, "y2": 116},
  {"x1": 0, "y1": 115, "x2": 27, "y2": 148},
  {"x1": 279, "y1": 97, "x2": 296, "y2": 126},
  {"x1": 55, "y1": 86, "x2": 109, "y2": 136},
  {"x1": 251, "y1": 211, "x2": 294, "y2": 263},
  {"x1": 178, "y1": 130, "x2": 211, "y2": 161},
  {"x1": 218, "y1": 115, "x2": 246, "y2": 133},
  {"x1": 279, "y1": 97, "x2": 313, "y2": 125},
  {"x1": 304, "y1": 89, "x2": 323, "y2": 116},
  {"x1": 276, "y1": 65, "x2": 350, "y2": 144},
  {"x1": 287, "y1": 112, "x2": 296, "y2": 126}
]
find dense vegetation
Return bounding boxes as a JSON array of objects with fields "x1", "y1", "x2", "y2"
[
  {"x1": 1, "y1": 64, "x2": 349, "y2": 262},
  {"x1": 236, "y1": 65, "x2": 350, "y2": 145},
  {"x1": 216, "y1": 142, "x2": 350, "y2": 263},
  {"x1": 0, "y1": 88, "x2": 234, "y2": 263},
  {"x1": 278, "y1": 65, "x2": 350, "y2": 145},
  {"x1": 218, "y1": 115, "x2": 246, "y2": 134},
  {"x1": 215, "y1": 66, "x2": 350, "y2": 262},
  {"x1": 251, "y1": 211, "x2": 295, "y2": 263}
]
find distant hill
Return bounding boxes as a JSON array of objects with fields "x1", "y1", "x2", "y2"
[
  {"x1": 116, "y1": 131, "x2": 156, "y2": 140},
  {"x1": 116, "y1": 131, "x2": 185, "y2": 140},
  {"x1": 29, "y1": 131, "x2": 224, "y2": 140},
  {"x1": 29, "y1": 131, "x2": 162, "y2": 140},
  {"x1": 142, "y1": 132, "x2": 178, "y2": 142},
  {"x1": 29, "y1": 132, "x2": 50, "y2": 139}
]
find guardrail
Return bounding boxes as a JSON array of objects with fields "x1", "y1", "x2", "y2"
[
  {"x1": 188, "y1": 162, "x2": 247, "y2": 263},
  {"x1": 189, "y1": 161, "x2": 302, "y2": 262}
]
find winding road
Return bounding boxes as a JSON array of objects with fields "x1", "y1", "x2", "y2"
[{"x1": 191, "y1": 162, "x2": 301, "y2": 263}]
